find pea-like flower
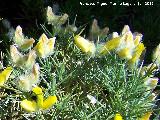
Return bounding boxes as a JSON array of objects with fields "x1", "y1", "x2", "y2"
[
  {"x1": 114, "y1": 113, "x2": 123, "y2": 120},
  {"x1": 100, "y1": 36, "x2": 121, "y2": 55},
  {"x1": 0, "y1": 67, "x2": 13, "y2": 86},
  {"x1": 74, "y1": 35, "x2": 96, "y2": 55},
  {"x1": 13, "y1": 25, "x2": 35, "y2": 51},
  {"x1": 18, "y1": 63, "x2": 40, "y2": 91},
  {"x1": 47, "y1": 6, "x2": 68, "y2": 26},
  {"x1": 128, "y1": 43, "x2": 145, "y2": 66},
  {"x1": 20, "y1": 86, "x2": 57, "y2": 112},
  {"x1": 34, "y1": 33, "x2": 56, "y2": 58},
  {"x1": 117, "y1": 26, "x2": 143, "y2": 60},
  {"x1": 100, "y1": 25, "x2": 145, "y2": 66},
  {"x1": 10, "y1": 45, "x2": 37, "y2": 69}
]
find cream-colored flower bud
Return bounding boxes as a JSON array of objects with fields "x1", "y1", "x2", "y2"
[
  {"x1": 18, "y1": 63, "x2": 40, "y2": 91},
  {"x1": 20, "y1": 38, "x2": 35, "y2": 51},
  {"x1": 144, "y1": 77, "x2": 158, "y2": 90},
  {"x1": 90, "y1": 19, "x2": 100, "y2": 35},
  {"x1": 59, "y1": 13, "x2": 68, "y2": 25},
  {"x1": 14, "y1": 25, "x2": 24, "y2": 46},
  {"x1": 10, "y1": 45, "x2": 24, "y2": 66},
  {"x1": 13, "y1": 26, "x2": 35, "y2": 50},
  {"x1": 149, "y1": 93, "x2": 157, "y2": 101},
  {"x1": 121, "y1": 25, "x2": 130, "y2": 35},
  {"x1": 47, "y1": 6, "x2": 68, "y2": 25},
  {"x1": 87, "y1": 94, "x2": 97, "y2": 105},
  {"x1": 47, "y1": 6, "x2": 57, "y2": 25}
]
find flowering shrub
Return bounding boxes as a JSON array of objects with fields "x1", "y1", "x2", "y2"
[{"x1": 0, "y1": 6, "x2": 160, "y2": 119}]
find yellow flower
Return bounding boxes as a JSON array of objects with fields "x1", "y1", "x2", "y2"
[
  {"x1": 128, "y1": 43, "x2": 145, "y2": 66},
  {"x1": 47, "y1": 6, "x2": 68, "y2": 25},
  {"x1": 115, "y1": 26, "x2": 144, "y2": 62},
  {"x1": 100, "y1": 26, "x2": 133, "y2": 56},
  {"x1": 74, "y1": 35, "x2": 96, "y2": 54},
  {"x1": 20, "y1": 86, "x2": 57, "y2": 112},
  {"x1": 139, "y1": 112, "x2": 152, "y2": 120},
  {"x1": 117, "y1": 47, "x2": 132, "y2": 60},
  {"x1": 114, "y1": 113, "x2": 123, "y2": 120},
  {"x1": 34, "y1": 33, "x2": 56, "y2": 58},
  {"x1": 100, "y1": 37, "x2": 121, "y2": 55},
  {"x1": 18, "y1": 63, "x2": 40, "y2": 91},
  {"x1": 100, "y1": 25, "x2": 145, "y2": 62},
  {"x1": 124, "y1": 31, "x2": 134, "y2": 49},
  {"x1": 32, "y1": 86, "x2": 43, "y2": 108},
  {"x1": 13, "y1": 26, "x2": 35, "y2": 50},
  {"x1": 42, "y1": 96, "x2": 57, "y2": 110},
  {"x1": 20, "y1": 99, "x2": 37, "y2": 112},
  {"x1": 152, "y1": 43, "x2": 160, "y2": 66},
  {"x1": 116, "y1": 31, "x2": 134, "y2": 59},
  {"x1": 0, "y1": 67, "x2": 13, "y2": 86}
]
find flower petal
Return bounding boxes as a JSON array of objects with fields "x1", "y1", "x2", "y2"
[
  {"x1": 42, "y1": 96, "x2": 57, "y2": 110},
  {"x1": 32, "y1": 86, "x2": 43, "y2": 108},
  {"x1": 20, "y1": 38, "x2": 35, "y2": 50},
  {"x1": 74, "y1": 35, "x2": 95, "y2": 54},
  {"x1": 0, "y1": 67, "x2": 12, "y2": 86},
  {"x1": 21, "y1": 99, "x2": 37, "y2": 112},
  {"x1": 117, "y1": 48, "x2": 132, "y2": 60},
  {"x1": 128, "y1": 43, "x2": 145, "y2": 66},
  {"x1": 114, "y1": 113, "x2": 123, "y2": 120},
  {"x1": 100, "y1": 37, "x2": 121, "y2": 55}
]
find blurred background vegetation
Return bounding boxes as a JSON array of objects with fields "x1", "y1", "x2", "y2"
[{"x1": 0, "y1": 0, "x2": 160, "y2": 65}]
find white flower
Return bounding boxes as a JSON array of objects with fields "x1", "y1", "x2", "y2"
[{"x1": 87, "y1": 94, "x2": 97, "y2": 105}]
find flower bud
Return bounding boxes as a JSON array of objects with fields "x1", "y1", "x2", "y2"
[{"x1": 74, "y1": 35, "x2": 96, "y2": 54}]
